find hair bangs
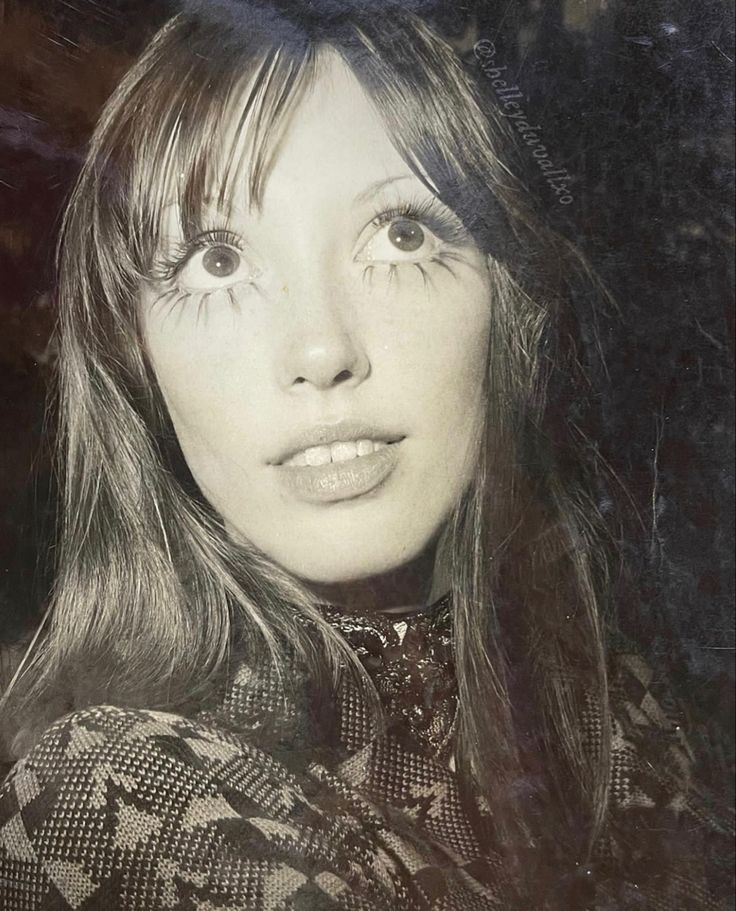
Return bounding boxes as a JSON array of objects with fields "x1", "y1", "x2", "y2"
[
  {"x1": 335, "y1": 18, "x2": 524, "y2": 271},
  {"x1": 118, "y1": 41, "x2": 316, "y2": 284}
]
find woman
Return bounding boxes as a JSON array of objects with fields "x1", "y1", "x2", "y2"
[{"x1": 0, "y1": 2, "x2": 731, "y2": 909}]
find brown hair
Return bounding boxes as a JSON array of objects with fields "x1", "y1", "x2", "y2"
[{"x1": 4, "y1": 2, "x2": 619, "y2": 890}]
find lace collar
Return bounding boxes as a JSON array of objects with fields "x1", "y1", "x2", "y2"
[{"x1": 316, "y1": 593, "x2": 457, "y2": 757}]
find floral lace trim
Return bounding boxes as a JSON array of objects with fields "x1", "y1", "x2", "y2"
[{"x1": 318, "y1": 595, "x2": 458, "y2": 757}]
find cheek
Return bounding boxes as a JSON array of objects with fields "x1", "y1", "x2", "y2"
[
  {"x1": 147, "y1": 346, "x2": 236, "y2": 447},
  {"x1": 384, "y1": 274, "x2": 491, "y2": 433},
  {"x1": 139, "y1": 305, "x2": 267, "y2": 488},
  {"x1": 142, "y1": 293, "x2": 264, "y2": 414},
  {"x1": 365, "y1": 272, "x2": 491, "y2": 515}
]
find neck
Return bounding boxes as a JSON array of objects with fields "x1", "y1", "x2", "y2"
[{"x1": 307, "y1": 545, "x2": 444, "y2": 614}]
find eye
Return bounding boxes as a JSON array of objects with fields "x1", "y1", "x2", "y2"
[
  {"x1": 177, "y1": 242, "x2": 258, "y2": 292},
  {"x1": 201, "y1": 245, "x2": 241, "y2": 278},
  {"x1": 384, "y1": 219, "x2": 427, "y2": 253},
  {"x1": 359, "y1": 215, "x2": 438, "y2": 264},
  {"x1": 152, "y1": 229, "x2": 260, "y2": 292},
  {"x1": 355, "y1": 197, "x2": 470, "y2": 267}
]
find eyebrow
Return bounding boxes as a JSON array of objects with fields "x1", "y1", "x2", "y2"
[
  {"x1": 162, "y1": 174, "x2": 424, "y2": 218},
  {"x1": 352, "y1": 174, "x2": 416, "y2": 207}
]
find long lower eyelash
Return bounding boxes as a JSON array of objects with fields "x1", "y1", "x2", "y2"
[
  {"x1": 362, "y1": 264, "x2": 376, "y2": 289},
  {"x1": 431, "y1": 252, "x2": 461, "y2": 280},
  {"x1": 151, "y1": 287, "x2": 177, "y2": 306},
  {"x1": 413, "y1": 262, "x2": 431, "y2": 290},
  {"x1": 151, "y1": 287, "x2": 186, "y2": 318},
  {"x1": 150, "y1": 285, "x2": 249, "y2": 323},
  {"x1": 360, "y1": 251, "x2": 462, "y2": 289},
  {"x1": 196, "y1": 292, "x2": 212, "y2": 325}
]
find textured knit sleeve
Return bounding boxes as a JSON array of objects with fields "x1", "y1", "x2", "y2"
[
  {"x1": 0, "y1": 705, "x2": 428, "y2": 910},
  {"x1": 590, "y1": 652, "x2": 735, "y2": 910}
]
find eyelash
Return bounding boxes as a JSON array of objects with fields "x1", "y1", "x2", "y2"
[
  {"x1": 362, "y1": 196, "x2": 469, "y2": 288},
  {"x1": 150, "y1": 228, "x2": 246, "y2": 284},
  {"x1": 149, "y1": 196, "x2": 469, "y2": 292},
  {"x1": 368, "y1": 195, "x2": 468, "y2": 248}
]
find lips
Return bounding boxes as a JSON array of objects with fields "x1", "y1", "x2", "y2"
[
  {"x1": 283, "y1": 439, "x2": 390, "y2": 467},
  {"x1": 270, "y1": 420, "x2": 404, "y2": 504},
  {"x1": 271, "y1": 419, "x2": 405, "y2": 466}
]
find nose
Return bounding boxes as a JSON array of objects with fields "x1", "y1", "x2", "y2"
[{"x1": 276, "y1": 278, "x2": 371, "y2": 392}]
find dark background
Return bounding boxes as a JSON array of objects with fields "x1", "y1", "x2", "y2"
[{"x1": 1, "y1": 0, "x2": 734, "y2": 796}]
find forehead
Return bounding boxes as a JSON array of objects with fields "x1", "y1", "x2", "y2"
[{"x1": 210, "y1": 47, "x2": 439, "y2": 216}]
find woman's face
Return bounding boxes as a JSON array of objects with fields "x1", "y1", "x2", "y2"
[{"x1": 141, "y1": 50, "x2": 493, "y2": 585}]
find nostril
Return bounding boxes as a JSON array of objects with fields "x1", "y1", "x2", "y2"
[{"x1": 334, "y1": 369, "x2": 353, "y2": 384}]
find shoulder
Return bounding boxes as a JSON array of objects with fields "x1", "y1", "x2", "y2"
[
  {"x1": 1, "y1": 703, "x2": 262, "y2": 834},
  {"x1": 590, "y1": 651, "x2": 734, "y2": 909},
  {"x1": 606, "y1": 651, "x2": 731, "y2": 827},
  {"x1": 0, "y1": 705, "x2": 257, "y2": 909},
  {"x1": 607, "y1": 652, "x2": 696, "y2": 800},
  {"x1": 0, "y1": 704, "x2": 406, "y2": 909}
]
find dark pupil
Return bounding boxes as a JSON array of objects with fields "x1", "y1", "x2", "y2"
[
  {"x1": 202, "y1": 245, "x2": 239, "y2": 278},
  {"x1": 388, "y1": 219, "x2": 424, "y2": 252}
]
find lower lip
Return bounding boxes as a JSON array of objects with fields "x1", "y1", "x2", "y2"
[{"x1": 275, "y1": 442, "x2": 401, "y2": 504}]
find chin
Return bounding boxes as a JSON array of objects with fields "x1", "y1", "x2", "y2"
[
  {"x1": 261, "y1": 529, "x2": 431, "y2": 587},
  {"x1": 278, "y1": 549, "x2": 412, "y2": 586}
]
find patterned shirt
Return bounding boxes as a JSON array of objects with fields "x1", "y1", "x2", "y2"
[{"x1": 0, "y1": 596, "x2": 732, "y2": 909}]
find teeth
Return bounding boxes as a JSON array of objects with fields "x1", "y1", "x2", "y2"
[
  {"x1": 284, "y1": 438, "x2": 391, "y2": 467},
  {"x1": 331, "y1": 441, "x2": 358, "y2": 462},
  {"x1": 305, "y1": 446, "x2": 331, "y2": 467}
]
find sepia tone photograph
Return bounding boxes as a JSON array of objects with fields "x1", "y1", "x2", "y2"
[{"x1": 0, "y1": 1, "x2": 734, "y2": 908}]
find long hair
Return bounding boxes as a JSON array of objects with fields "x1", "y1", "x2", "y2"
[{"x1": 4, "y1": 0, "x2": 618, "y2": 883}]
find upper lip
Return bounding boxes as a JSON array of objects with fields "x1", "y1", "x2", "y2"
[{"x1": 270, "y1": 419, "x2": 405, "y2": 465}]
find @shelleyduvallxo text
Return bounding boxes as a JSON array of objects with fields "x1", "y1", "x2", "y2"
[{"x1": 474, "y1": 39, "x2": 574, "y2": 206}]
